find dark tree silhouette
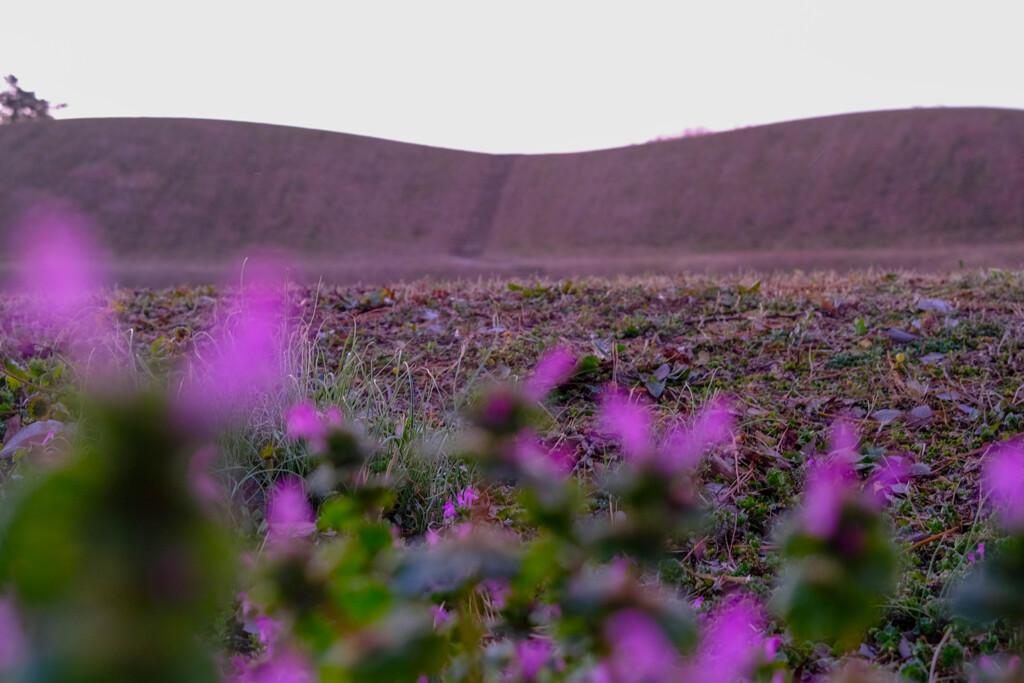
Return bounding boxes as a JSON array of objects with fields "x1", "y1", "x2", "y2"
[{"x1": 1, "y1": 75, "x2": 65, "y2": 124}]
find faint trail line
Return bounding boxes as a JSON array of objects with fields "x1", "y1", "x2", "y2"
[{"x1": 451, "y1": 154, "x2": 519, "y2": 258}]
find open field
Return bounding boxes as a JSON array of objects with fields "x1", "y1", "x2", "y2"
[
  {"x1": 2, "y1": 268, "x2": 1023, "y2": 680},
  {"x1": 2, "y1": 108, "x2": 1023, "y2": 286}
]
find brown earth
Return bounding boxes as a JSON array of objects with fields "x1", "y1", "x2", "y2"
[{"x1": 1, "y1": 109, "x2": 1022, "y2": 286}]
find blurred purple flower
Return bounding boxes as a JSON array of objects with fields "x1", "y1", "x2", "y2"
[
  {"x1": 660, "y1": 400, "x2": 733, "y2": 472},
  {"x1": 458, "y1": 487, "x2": 478, "y2": 508},
  {"x1": 0, "y1": 597, "x2": 25, "y2": 675},
  {"x1": 513, "y1": 638, "x2": 552, "y2": 681},
  {"x1": 187, "y1": 446, "x2": 222, "y2": 503},
  {"x1": 801, "y1": 422, "x2": 860, "y2": 538},
  {"x1": 524, "y1": 347, "x2": 576, "y2": 401},
  {"x1": 802, "y1": 460, "x2": 851, "y2": 539},
  {"x1": 232, "y1": 648, "x2": 314, "y2": 683},
  {"x1": 480, "y1": 579, "x2": 509, "y2": 610},
  {"x1": 179, "y1": 259, "x2": 290, "y2": 426},
  {"x1": 266, "y1": 476, "x2": 317, "y2": 545},
  {"x1": 865, "y1": 455, "x2": 909, "y2": 507},
  {"x1": 829, "y1": 419, "x2": 860, "y2": 465},
  {"x1": 604, "y1": 609, "x2": 680, "y2": 683},
  {"x1": 984, "y1": 440, "x2": 1024, "y2": 531},
  {"x1": 5, "y1": 208, "x2": 104, "y2": 335},
  {"x1": 691, "y1": 598, "x2": 765, "y2": 682},
  {"x1": 284, "y1": 401, "x2": 331, "y2": 451},
  {"x1": 431, "y1": 603, "x2": 450, "y2": 629},
  {"x1": 968, "y1": 542, "x2": 985, "y2": 563},
  {"x1": 513, "y1": 433, "x2": 574, "y2": 477},
  {"x1": 601, "y1": 391, "x2": 652, "y2": 461},
  {"x1": 443, "y1": 486, "x2": 477, "y2": 521}
]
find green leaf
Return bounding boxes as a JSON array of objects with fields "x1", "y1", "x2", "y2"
[{"x1": 507, "y1": 283, "x2": 523, "y2": 291}]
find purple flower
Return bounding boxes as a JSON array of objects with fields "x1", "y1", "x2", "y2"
[
  {"x1": 524, "y1": 347, "x2": 577, "y2": 401},
  {"x1": 604, "y1": 609, "x2": 680, "y2": 683},
  {"x1": 600, "y1": 391, "x2": 653, "y2": 461},
  {"x1": 187, "y1": 446, "x2": 222, "y2": 503},
  {"x1": 480, "y1": 579, "x2": 509, "y2": 610},
  {"x1": 801, "y1": 422, "x2": 860, "y2": 538},
  {"x1": 266, "y1": 476, "x2": 317, "y2": 545},
  {"x1": 513, "y1": 433, "x2": 575, "y2": 477},
  {"x1": 431, "y1": 603, "x2": 451, "y2": 629},
  {"x1": 660, "y1": 400, "x2": 733, "y2": 472},
  {"x1": 0, "y1": 597, "x2": 25, "y2": 675},
  {"x1": 443, "y1": 486, "x2": 477, "y2": 521},
  {"x1": 284, "y1": 401, "x2": 333, "y2": 451},
  {"x1": 690, "y1": 599, "x2": 765, "y2": 682},
  {"x1": 865, "y1": 454, "x2": 909, "y2": 507},
  {"x1": 984, "y1": 440, "x2": 1024, "y2": 531},
  {"x1": 232, "y1": 648, "x2": 315, "y2": 683},
  {"x1": 5, "y1": 208, "x2": 104, "y2": 337},
  {"x1": 179, "y1": 258, "x2": 290, "y2": 427},
  {"x1": 513, "y1": 638, "x2": 553, "y2": 681}
]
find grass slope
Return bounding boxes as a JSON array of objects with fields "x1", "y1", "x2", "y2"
[{"x1": 1, "y1": 109, "x2": 1023, "y2": 284}]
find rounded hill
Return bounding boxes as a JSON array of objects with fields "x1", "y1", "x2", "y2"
[{"x1": 1, "y1": 109, "x2": 1022, "y2": 283}]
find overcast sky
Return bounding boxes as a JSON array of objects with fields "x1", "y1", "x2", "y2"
[{"x1": 3, "y1": 1, "x2": 1022, "y2": 154}]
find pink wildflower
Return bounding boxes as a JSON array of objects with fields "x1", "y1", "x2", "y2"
[
  {"x1": 660, "y1": 400, "x2": 733, "y2": 472},
  {"x1": 801, "y1": 422, "x2": 860, "y2": 538},
  {"x1": 604, "y1": 609, "x2": 680, "y2": 683},
  {"x1": 968, "y1": 542, "x2": 986, "y2": 563},
  {"x1": 513, "y1": 433, "x2": 575, "y2": 477},
  {"x1": 0, "y1": 597, "x2": 25, "y2": 675},
  {"x1": 984, "y1": 440, "x2": 1024, "y2": 531},
  {"x1": 513, "y1": 638, "x2": 553, "y2": 681},
  {"x1": 600, "y1": 391, "x2": 652, "y2": 461},
  {"x1": 480, "y1": 579, "x2": 509, "y2": 610},
  {"x1": 180, "y1": 258, "x2": 290, "y2": 426},
  {"x1": 691, "y1": 598, "x2": 766, "y2": 682},
  {"x1": 865, "y1": 454, "x2": 909, "y2": 506},
  {"x1": 284, "y1": 402, "x2": 331, "y2": 450},
  {"x1": 187, "y1": 446, "x2": 222, "y2": 503},
  {"x1": 5, "y1": 207, "x2": 104, "y2": 336},
  {"x1": 232, "y1": 648, "x2": 314, "y2": 683},
  {"x1": 443, "y1": 486, "x2": 478, "y2": 521},
  {"x1": 431, "y1": 603, "x2": 451, "y2": 629},
  {"x1": 524, "y1": 347, "x2": 577, "y2": 401},
  {"x1": 266, "y1": 476, "x2": 317, "y2": 545}
]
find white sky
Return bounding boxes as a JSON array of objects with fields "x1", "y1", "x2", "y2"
[{"x1": 3, "y1": 1, "x2": 1023, "y2": 154}]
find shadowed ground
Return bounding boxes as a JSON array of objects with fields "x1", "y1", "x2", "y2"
[{"x1": 2, "y1": 108, "x2": 1022, "y2": 286}]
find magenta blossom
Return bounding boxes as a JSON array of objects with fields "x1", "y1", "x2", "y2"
[
  {"x1": 511, "y1": 638, "x2": 553, "y2": 681},
  {"x1": 5, "y1": 207, "x2": 105, "y2": 337},
  {"x1": 443, "y1": 487, "x2": 478, "y2": 521},
  {"x1": 179, "y1": 258, "x2": 291, "y2": 427},
  {"x1": 801, "y1": 422, "x2": 861, "y2": 538},
  {"x1": 0, "y1": 597, "x2": 25, "y2": 675},
  {"x1": 984, "y1": 440, "x2": 1024, "y2": 531},
  {"x1": 431, "y1": 603, "x2": 451, "y2": 629},
  {"x1": 600, "y1": 391, "x2": 653, "y2": 461},
  {"x1": 659, "y1": 400, "x2": 733, "y2": 472},
  {"x1": 689, "y1": 598, "x2": 767, "y2": 682},
  {"x1": 266, "y1": 476, "x2": 317, "y2": 545},
  {"x1": 513, "y1": 433, "x2": 575, "y2": 478},
  {"x1": 524, "y1": 347, "x2": 577, "y2": 401},
  {"x1": 604, "y1": 609, "x2": 680, "y2": 683},
  {"x1": 968, "y1": 542, "x2": 985, "y2": 563},
  {"x1": 284, "y1": 402, "x2": 341, "y2": 451},
  {"x1": 232, "y1": 648, "x2": 315, "y2": 683}
]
